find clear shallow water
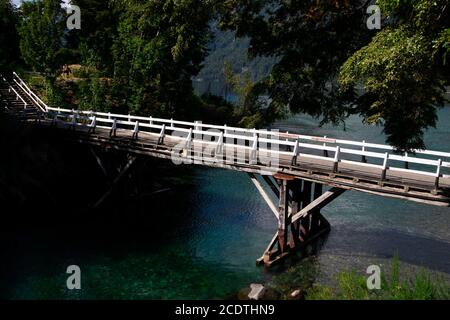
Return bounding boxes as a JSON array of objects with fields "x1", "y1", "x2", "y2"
[{"x1": 3, "y1": 108, "x2": 450, "y2": 299}]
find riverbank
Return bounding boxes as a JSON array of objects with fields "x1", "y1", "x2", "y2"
[{"x1": 266, "y1": 256, "x2": 450, "y2": 300}]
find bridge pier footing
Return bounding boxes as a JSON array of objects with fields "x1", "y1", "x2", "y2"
[{"x1": 250, "y1": 173, "x2": 344, "y2": 267}]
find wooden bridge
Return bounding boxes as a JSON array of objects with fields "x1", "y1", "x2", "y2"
[{"x1": 1, "y1": 72, "x2": 450, "y2": 266}]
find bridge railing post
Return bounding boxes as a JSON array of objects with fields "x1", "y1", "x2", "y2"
[
  {"x1": 110, "y1": 119, "x2": 117, "y2": 137},
  {"x1": 362, "y1": 140, "x2": 367, "y2": 163},
  {"x1": 381, "y1": 152, "x2": 389, "y2": 181},
  {"x1": 194, "y1": 121, "x2": 200, "y2": 132},
  {"x1": 333, "y1": 146, "x2": 340, "y2": 173},
  {"x1": 323, "y1": 136, "x2": 328, "y2": 158},
  {"x1": 71, "y1": 109, "x2": 77, "y2": 130},
  {"x1": 216, "y1": 132, "x2": 224, "y2": 155},
  {"x1": 133, "y1": 121, "x2": 139, "y2": 140},
  {"x1": 186, "y1": 128, "x2": 193, "y2": 150},
  {"x1": 158, "y1": 124, "x2": 166, "y2": 145},
  {"x1": 89, "y1": 116, "x2": 97, "y2": 134},
  {"x1": 292, "y1": 139, "x2": 300, "y2": 166},
  {"x1": 250, "y1": 132, "x2": 258, "y2": 164},
  {"x1": 435, "y1": 159, "x2": 442, "y2": 190},
  {"x1": 52, "y1": 112, "x2": 58, "y2": 126}
]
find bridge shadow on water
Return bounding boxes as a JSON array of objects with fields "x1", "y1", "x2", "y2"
[
  {"x1": 323, "y1": 224, "x2": 450, "y2": 275},
  {"x1": 0, "y1": 120, "x2": 259, "y2": 299},
  {"x1": 0, "y1": 168, "x2": 261, "y2": 299}
]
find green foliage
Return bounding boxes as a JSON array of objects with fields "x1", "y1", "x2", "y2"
[
  {"x1": 268, "y1": 255, "x2": 449, "y2": 301},
  {"x1": 199, "y1": 93, "x2": 238, "y2": 125},
  {"x1": 218, "y1": 0, "x2": 450, "y2": 150},
  {"x1": 78, "y1": 76, "x2": 112, "y2": 112},
  {"x1": 0, "y1": 0, "x2": 20, "y2": 74},
  {"x1": 69, "y1": 0, "x2": 120, "y2": 74},
  {"x1": 339, "y1": 0, "x2": 450, "y2": 150},
  {"x1": 307, "y1": 256, "x2": 450, "y2": 300},
  {"x1": 10, "y1": 0, "x2": 450, "y2": 145},
  {"x1": 224, "y1": 62, "x2": 253, "y2": 106},
  {"x1": 435, "y1": 28, "x2": 450, "y2": 65},
  {"x1": 110, "y1": 0, "x2": 213, "y2": 118},
  {"x1": 14, "y1": 0, "x2": 215, "y2": 119},
  {"x1": 18, "y1": 0, "x2": 66, "y2": 81},
  {"x1": 223, "y1": 61, "x2": 272, "y2": 128},
  {"x1": 340, "y1": 27, "x2": 444, "y2": 150},
  {"x1": 44, "y1": 79, "x2": 66, "y2": 108},
  {"x1": 268, "y1": 257, "x2": 319, "y2": 300},
  {"x1": 218, "y1": 0, "x2": 372, "y2": 128}
]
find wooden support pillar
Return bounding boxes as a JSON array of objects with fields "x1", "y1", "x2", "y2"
[
  {"x1": 255, "y1": 173, "x2": 345, "y2": 267},
  {"x1": 289, "y1": 179, "x2": 302, "y2": 249},
  {"x1": 93, "y1": 154, "x2": 138, "y2": 208},
  {"x1": 310, "y1": 183, "x2": 324, "y2": 232},
  {"x1": 277, "y1": 179, "x2": 290, "y2": 254},
  {"x1": 89, "y1": 147, "x2": 109, "y2": 178},
  {"x1": 262, "y1": 175, "x2": 280, "y2": 198},
  {"x1": 300, "y1": 181, "x2": 312, "y2": 241},
  {"x1": 248, "y1": 173, "x2": 279, "y2": 218}
]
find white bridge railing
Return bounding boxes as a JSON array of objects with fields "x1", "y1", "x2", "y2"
[
  {"x1": 6, "y1": 72, "x2": 450, "y2": 189},
  {"x1": 1, "y1": 75, "x2": 27, "y2": 109},
  {"x1": 12, "y1": 72, "x2": 48, "y2": 113}
]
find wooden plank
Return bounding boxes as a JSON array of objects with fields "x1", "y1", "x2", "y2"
[
  {"x1": 274, "y1": 173, "x2": 295, "y2": 181},
  {"x1": 299, "y1": 181, "x2": 312, "y2": 241},
  {"x1": 311, "y1": 183, "x2": 324, "y2": 231},
  {"x1": 256, "y1": 232, "x2": 279, "y2": 265},
  {"x1": 248, "y1": 173, "x2": 279, "y2": 219},
  {"x1": 289, "y1": 179, "x2": 302, "y2": 248},
  {"x1": 291, "y1": 187, "x2": 346, "y2": 223},
  {"x1": 93, "y1": 155, "x2": 137, "y2": 208},
  {"x1": 262, "y1": 175, "x2": 280, "y2": 198},
  {"x1": 89, "y1": 147, "x2": 108, "y2": 178},
  {"x1": 277, "y1": 179, "x2": 290, "y2": 253}
]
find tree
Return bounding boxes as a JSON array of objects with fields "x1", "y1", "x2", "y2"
[
  {"x1": 217, "y1": 0, "x2": 373, "y2": 127},
  {"x1": 70, "y1": 0, "x2": 120, "y2": 75},
  {"x1": 18, "y1": 0, "x2": 69, "y2": 107},
  {"x1": 218, "y1": 0, "x2": 450, "y2": 150},
  {"x1": 223, "y1": 61, "x2": 266, "y2": 128},
  {"x1": 0, "y1": 0, "x2": 20, "y2": 74},
  {"x1": 340, "y1": 0, "x2": 450, "y2": 150},
  {"x1": 111, "y1": 0, "x2": 213, "y2": 118},
  {"x1": 18, "y1": 0, "x2": 65, "y2": 82}
]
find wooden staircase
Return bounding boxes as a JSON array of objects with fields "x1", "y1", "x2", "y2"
[{"x1": 0, "y1": 76, "x2": 42, "y2": 121}]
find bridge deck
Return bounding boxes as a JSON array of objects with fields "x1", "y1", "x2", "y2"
[
  {"x1": 1, "y1": 72, "x2": 450, "y2": 207},
  {"x1": 34, "y1": 119, "x2": 450, "y2": 207}
]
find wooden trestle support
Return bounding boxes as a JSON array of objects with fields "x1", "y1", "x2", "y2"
[{"x1": 249, "y1": 173, "x2": 346, "y2": 267}]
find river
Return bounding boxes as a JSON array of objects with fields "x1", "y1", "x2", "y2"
[{"x1": 2, "y1": 107, "x2": 450, "y2": 299}]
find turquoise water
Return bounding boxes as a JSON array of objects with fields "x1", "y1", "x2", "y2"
[{"x1": 3, "y1": 107, "x2": 450, "y2": 299}]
